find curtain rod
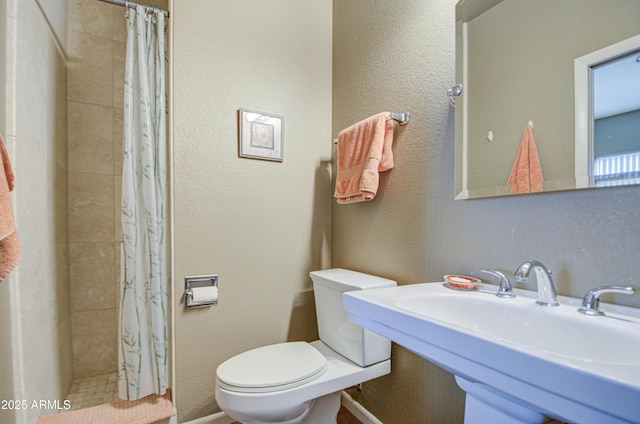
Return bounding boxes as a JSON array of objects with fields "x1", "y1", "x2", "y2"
[{"x1": 96, "y1": 0, "x2": 168, "y2": 17}]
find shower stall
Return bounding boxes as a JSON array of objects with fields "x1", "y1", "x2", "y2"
[
  {"x1": 0, "y1": 0, "x2": 168, "y2": 421},
  {"x1": 66, "y1": 0, "x2": 169, "y2": 410}
]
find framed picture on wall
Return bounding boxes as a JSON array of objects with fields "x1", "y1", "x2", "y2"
[{"x1": 238, "y1": 108, "x2": 284, "y2": 161}]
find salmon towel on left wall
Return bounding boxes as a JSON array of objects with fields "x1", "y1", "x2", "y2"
[{"x1": 0, "y1": 135, "x2": 21, "y2": 281}]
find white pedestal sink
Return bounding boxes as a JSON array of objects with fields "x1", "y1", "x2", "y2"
[{"x1": 343, "y1": 282, "x2": 640, "y2": 424}]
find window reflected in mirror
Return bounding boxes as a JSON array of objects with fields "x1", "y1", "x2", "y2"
[{"x1": 591, "y1": 50, "x2": 640, "y2": 188}]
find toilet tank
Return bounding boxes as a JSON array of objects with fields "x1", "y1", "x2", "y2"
[{"x1": 310, "y1": 268, "x2": 397, "y2": 367}]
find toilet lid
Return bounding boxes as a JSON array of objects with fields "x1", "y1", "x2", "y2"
[{"x1": 216, "y1": 342, "x2": 328, "y2": 393}]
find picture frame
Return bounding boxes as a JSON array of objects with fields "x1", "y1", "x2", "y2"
[{"x1": 238, "y1": 108, "x2": 284, "y2": 161}]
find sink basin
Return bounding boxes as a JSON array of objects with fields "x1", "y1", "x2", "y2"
[
  {"x1": 397, "y1": 291, "x2": 640, "y2": 366},
  {"x1": 344, "y1": 282, "x2": 640, "y2": 424}
]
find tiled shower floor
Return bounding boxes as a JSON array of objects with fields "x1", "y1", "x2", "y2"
[{"x1": 65, "y1": 372, "x2": 119, "y2": 411}]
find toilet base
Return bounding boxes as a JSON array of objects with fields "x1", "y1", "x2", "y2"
[
  {"x1": 235, "y1": 391, "x2": 341, "y2": 424},
  {"x1": 300, "y1": 391, "x2": 341, "y2": 424}
]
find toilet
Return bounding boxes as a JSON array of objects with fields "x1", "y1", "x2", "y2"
[{"x1": 215, "y1": 268, "x2": 397, "y2": 424}]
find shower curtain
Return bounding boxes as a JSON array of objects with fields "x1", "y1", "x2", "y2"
[{"x1": 119, "y1": 5, "x2": 168, "y2": 401}]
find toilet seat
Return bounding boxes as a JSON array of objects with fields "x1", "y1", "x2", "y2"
[{"x1": 216, "y1": 342, "x2": 328, "y2": 393}]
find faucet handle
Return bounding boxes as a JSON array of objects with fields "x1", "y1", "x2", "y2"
[
  {"x1": 577, "y1": 285, "x2": 635, "y2": 316},
  {"x1": 480, "y1": 268, "x2": 515, "y2": 299}
]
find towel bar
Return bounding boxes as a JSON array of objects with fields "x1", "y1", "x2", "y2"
[
  {"x1": 389, "y1": 112, "x2": 410, "y2": 125},
  {"x1": 333, "y1": 112, "x2": 410, "y2": 144}
]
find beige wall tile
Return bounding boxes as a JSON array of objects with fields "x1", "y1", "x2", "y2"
[
  {"x1": 66, "y1": 0, "x2": 127, "y2": 381},
  {"x1": 113, "y1": 111, "x2": 123, "y2": 175},
  {"x1": 68, "y1": 61, "x2": 113, "y2": 107},
  {"x1": 56, "y1": 315, "x2": 74, "y2": 396},
  {"x1": 68, "y1": 172, "x2": 114, "y2": 243},
  {"x1": 68, "y1": 0, "x2": 113, "y2": 38},
  {"x1": 69, "y1": 172, "x2": 113, "y2": 209},
  {"x1": 112, "y1": 41, "x2": 125, "y2": 109},
  {"x1": 146, "y1": 0, "x2": 169, "y2": 11},
  {"x1": 67, "y1": 30, "x2": 112, "y2": 66},
  {"x1": 69, "y1": 205, "x2": 114, "y2": 244},
  {"x1": 71, "y1": 308, "x2": 118, "y2": 378},
  {"x1": 68, "y1": 101, "x2": 113, "y2": 174},
  {"x1": 114, "y1": 175, "x2": 122, "y2": 239},
  {"x1": 67, "y1": 29, "x2": 113, "y2": 107},
  {"x1": 70, "y1": 242, "x2": 116, "y2": 312},
  {"x1": 112, "y1": 6, "x2": 127, "y2": 43},
  {"x1": 114, "y1": 241, "x2": 121, "y2": 307}
]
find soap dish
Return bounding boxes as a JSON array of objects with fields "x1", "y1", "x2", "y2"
[{"x1": 444, "y1": 274, "x2": 481, "y2": 290}]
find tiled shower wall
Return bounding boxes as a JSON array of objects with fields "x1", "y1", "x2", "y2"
[
  {"x1": 67, "y1": 0, "x2": 126, "y2": 378},
  {"x1": 66, "y1": 0, "x2": 167, "y2": 379}
]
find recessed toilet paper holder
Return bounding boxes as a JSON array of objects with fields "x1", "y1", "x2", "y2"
[{"x1": 185, "y1": 274, "x2": 219, "y2": 309}]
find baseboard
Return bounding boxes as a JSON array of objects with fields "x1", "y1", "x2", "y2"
[
  {"x1": 182, "y1": 390, "x2": 383, "y2": 424},
  {"x1": 182, "y1": 411, "x2": 235, "y2": 424},
  {"x1": 340, "y1": 391, "x2": 383, "y2": 424}
]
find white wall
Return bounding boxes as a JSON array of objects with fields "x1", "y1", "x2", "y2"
[
  {"x1": 3, "y1": 0, "x2": 72, "y2": 422},
  {"x1": 172, "y1": 1, "x2": 333, "y2": 421},
  {"x1": 0, "y1": 0, "x2": 15, "y2": 421}
]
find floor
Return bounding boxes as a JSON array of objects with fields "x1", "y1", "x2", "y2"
[
  {"x1": 64, "y1": 372, "x2": 119, "y2": 411},
  {"x1": 337, "y1": 405, "x2": 362, "y2": 424},
  {"x1": 63, "y1": 372, "x2": 360, "y2": 422},
  {"x1": 62, "y1": 378, "x2": 566, "y2": 423}
]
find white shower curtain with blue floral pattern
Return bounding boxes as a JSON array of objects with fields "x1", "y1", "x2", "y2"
[{"x1": 119, "y1": 4, "x2": 168, "y2": 401}]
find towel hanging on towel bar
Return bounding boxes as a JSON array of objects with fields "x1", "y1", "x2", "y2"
[{"x1": 334, "y1": 112, "x2": 399, "y2": 204}]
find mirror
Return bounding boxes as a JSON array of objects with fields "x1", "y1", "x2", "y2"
[{"x1": 454, "y1": 0, "x2": 640, "y2": 199}]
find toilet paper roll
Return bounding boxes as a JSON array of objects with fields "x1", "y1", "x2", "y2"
[{"x1": 190, "y1": 286, "x2": 219, "y2": 304}]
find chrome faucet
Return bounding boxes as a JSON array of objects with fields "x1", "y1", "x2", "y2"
[
  {"x1": 577, "y1": 285, "x2": 635, "y2": 316},
  {"x1": 514, "y1": 260, "x2": 559, "y2": 306},
  {"x1": 480, "y1": 268, "x2": 515, "y2": 298}
]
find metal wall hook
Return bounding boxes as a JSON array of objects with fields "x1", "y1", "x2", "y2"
[{"x1": 448, "y1": 83, "x2": 463, "y2": 107}]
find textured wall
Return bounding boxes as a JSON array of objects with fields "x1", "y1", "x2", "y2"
[
  {"x1": 333, "y1": 0, "x2": 640, "y2": 422},
  {"x1": 4, "y1": 0, "x2": 72, "y2": 421},
  {"x1": 0, "y1": 0, "x2": 14, "y2": 422},
  {"x1": 172, "y1": 0, "x2": 333, "y2": 421},
  {"x1": 332, "y1": 1, "x2": 466, "y2": 422}
]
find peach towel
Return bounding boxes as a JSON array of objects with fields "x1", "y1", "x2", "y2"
[
  {"x1": 0, "y1": 135, "x2": 21, "y2": 281},
  {"x1": 508, "y1": 123, "x2": 544, "y2": 194},
  {"x1": 334, "y1": 112, "x2": 395, "y2": 204}
]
